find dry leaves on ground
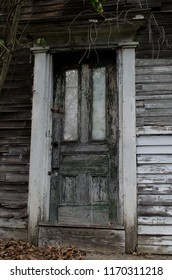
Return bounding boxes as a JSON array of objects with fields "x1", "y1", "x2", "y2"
[{"x1": 0, "y1": 239, "x2": 86, "y2": 260}]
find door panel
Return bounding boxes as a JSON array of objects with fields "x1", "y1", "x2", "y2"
[{"x1": 50, "y1": 52, "x2": 118, "y2": 227}]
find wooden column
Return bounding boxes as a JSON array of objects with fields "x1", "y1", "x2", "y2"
[
  {"x1": 118, "y1": 43, "x2": 138, "y2": 253},
  {"x1": 28, "y1": 47, "x2": 53, "y2": 245}
]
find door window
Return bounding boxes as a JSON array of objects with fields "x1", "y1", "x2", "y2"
[{"x1": 64, "y1": 70, "x2": 78, "y2": 141}]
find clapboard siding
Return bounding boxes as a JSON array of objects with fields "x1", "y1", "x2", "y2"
[
  {"x1": 0, "y1": 47, "x2": 33, "y2": 240},
  {"x1": 1, "y1": 1, "x2": 171, "y2": 59},
  {"x1": 136, "y1": 58, "x2": 172, "y2": 254},
  {"x1": 20, "y1": 0, "x2": 161, "y2": 21}
]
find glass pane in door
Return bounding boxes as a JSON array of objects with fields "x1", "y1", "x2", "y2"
[
  {"x1": 64, "y1": 70, "x2": 78, "y2": 141},
  {"x1": 92, "y1": 67, "x2": 106, "y2": 140}
]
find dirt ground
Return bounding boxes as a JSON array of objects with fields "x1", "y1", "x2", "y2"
[{"x1": 0, "y1": 239, "x2": 172, "y2": 260}]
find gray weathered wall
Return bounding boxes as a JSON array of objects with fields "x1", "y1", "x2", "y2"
[
  {"x1": 136, "y1": 59, "x2": 172, "y2": 254},
  {"x1": 0, "y1": 47, "x2": 33, "y2": 241}
]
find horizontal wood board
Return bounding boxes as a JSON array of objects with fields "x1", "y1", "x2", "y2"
[{"x1": 39, "y1": 225, "x2": 125, "y2": 253}]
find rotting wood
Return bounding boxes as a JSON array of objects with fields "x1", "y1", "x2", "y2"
[
  {"x1": 0, "y1": 218, "x2": 27, "y2": 229},
  {"x1": 138, "y1": 205, "x2": 172, "y2": 217},
  {"x1": 137, "y1": 164, "x2": 172, "y2": 175},
  {"x1": 138, "y1": 216, "x2": 172, "y2": 225},
  {"x1": 137, "y1": 155, "x2": 172, "y2": 164},
  {"x1": 137, "y1": 174, "x2": 172, "y2": 184},
  {"x1": 137, "y1": 245, "x2": 172, "y2": 255},
  {"x1": 137, "y1": 126, "x2": 172, "y2": 135},
  {"x1": 39, "y1": 225, "x2": 125, "y2": 253},
  {"x1": 0, "y1": 227, "x2": 27, "y2": 242},
  {"x1": 138, "y1": 195, "x2": 172, "y2": 206},
  {"x1": 0, "y1": 206, "x2": 27, "y2": 219},
  {"x1": 138, "y1": 184, "x2": 172, "y2": 195},
  {"x1": 138, "y1": 235, "x2": 172, "y2": 246}
]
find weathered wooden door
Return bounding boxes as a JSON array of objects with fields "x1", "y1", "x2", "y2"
[{"x1": 50, "y1": 51, "x2": 118, "y2": 227}]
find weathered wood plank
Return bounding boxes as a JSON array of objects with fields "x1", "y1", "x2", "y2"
[
  {"x1": 137, "y1": 174, "x2": 172, "y2": 184},
  {"x1": 137, "y1": 135, "x2": 172, "y2": 146},
  {"x1": 0, "y1": 105, "x2": 32, "y2": 113},
  {"x1": 138, "y1": 216, "x2": 172, "y2": 225},
  {"x1": 0, "y1": 137, "x2": 30, "y2": 145},
  {"x1": 62, "y1": 154, "x2": 108, "y2": 165},
  {"x1": 39, "y1": 225, "x2": 125, "y2": 253},
  {"x1": 136, "y1": 66, "x2": 172, "y2": 75},
  {"x1": 0, "y1": 184, "x2": 28, "y2": 192},
  {"x1": 136, "y1": 59, "x2": 172, "y2": 67},
  {"x1": 8, "y1": 145, "x2": 30, "y2": 155},
  {"x1": 138, "y1": 235, "x2": 172, "y2": 246},
  {"x1": 137, "y1": 245, "x2": 172, "y2": 255},
  {"x1": 136, "y1": 83, "x2": 172, "y2": 93},
  {"x1": 145, "y1": 100, "x2": 172, "y2": 109},
  {"x1": 137, "y1": 154, "x2": 172, "y2": 164},
  {"x1": 0, "y1": 129, "x2": 31, "y2": 137},
  {"x1": 76, "y1": 174, "x2": 90, "y2": 205},
  {"x1": 137, "y1": 164, "x2": 172, "y2": 174},
  {"x1": 0, "y1": 192, "x2": 28, "y2": 209},
  {"x1": 0, "y1": 154, "x2": 29, "y2": 164},
  {"x1": 137, "y1": 146, "x2": 172, "y2": 154},
  {"x1": 138, "y1": 205, "x2": 172, "y2": 217},
  {"x1": 136, "y1": 94, "x2": 172, "y2": 100},
  {"x1": 0, "y1": 206, "x2": 27, "y2": 219},
  {"x1": 6, "y1": 173, "x2": 29, "y2": 183},
  {"x1": 137, "y1": 108, "x2": 172, "y2": 117},
  {"x1": 0, "y1": 218, "x2": 27, "y2": 228},
  {"x1": 137, "y1": 116, "x2": 172, "y2": 126},
  {"x1": 57, "y1": 205, "x2": 110, "y2": 226},
  {"x1": 138, "y1": 225, "x2": 172, "y2": 235},
  {"x1": 0, "y1": 173, "x2": 5, "y2": 182},
  {"x1": 0, "y1": 164, "x2": 28, "y2": 172},
  {"x1": 60, "y1": 165, "x2": 108, "y2": 176},
  {"x1": 137, "y1": 126, "x2": 172, "y2": 135},
  {"x1": 136, "y1": 74, "x2": 172, "y2": 84},
  {"x1": 138, "y1": 195, "x2": 172, "y2": 206},
  {"x1": 0, "y1": 146, "x2": 9, "y2": 152},
  {"x1": 0, "y1": 227, "x2": 27, "y2": 241},
  {"x1": 138, "y1": 184, "x2": 172, "y2": 194},
  {"x1": 0, "y1": 121, "x2": 31, "y2": 129},
  {"x1": 60, "y1": 144, "x2": 109, "y2": 153},
  {"x1": 0, "y1": 111, "x2": 31, "y2": 121}
]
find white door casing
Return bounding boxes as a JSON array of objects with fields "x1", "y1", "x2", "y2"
[{"x1": 28, "y1": 44, "x2": 137, "y2": 253}]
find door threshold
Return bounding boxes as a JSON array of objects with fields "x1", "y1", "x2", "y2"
[{"x1": 39, "y1": 222, "x2": 124, "y2": 230}]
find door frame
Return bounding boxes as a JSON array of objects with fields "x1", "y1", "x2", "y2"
[{"x1": 28, "y1": 43, "x2": 137, "y2": 253}]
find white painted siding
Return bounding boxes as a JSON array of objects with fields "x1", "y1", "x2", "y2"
[{"x1": 136, "y1": 59, "x2": 172, "y2": 254}]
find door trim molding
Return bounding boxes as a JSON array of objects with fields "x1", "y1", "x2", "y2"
[
  {"x1": 117, "y1": 43, "x2": 138, "y2": 253},
  {"x1": 28, "y1": 44, "x2": 138, "y2": 251},
  {"x1": 28, "y1": 47, "x2": 53, "y2": 245}
]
